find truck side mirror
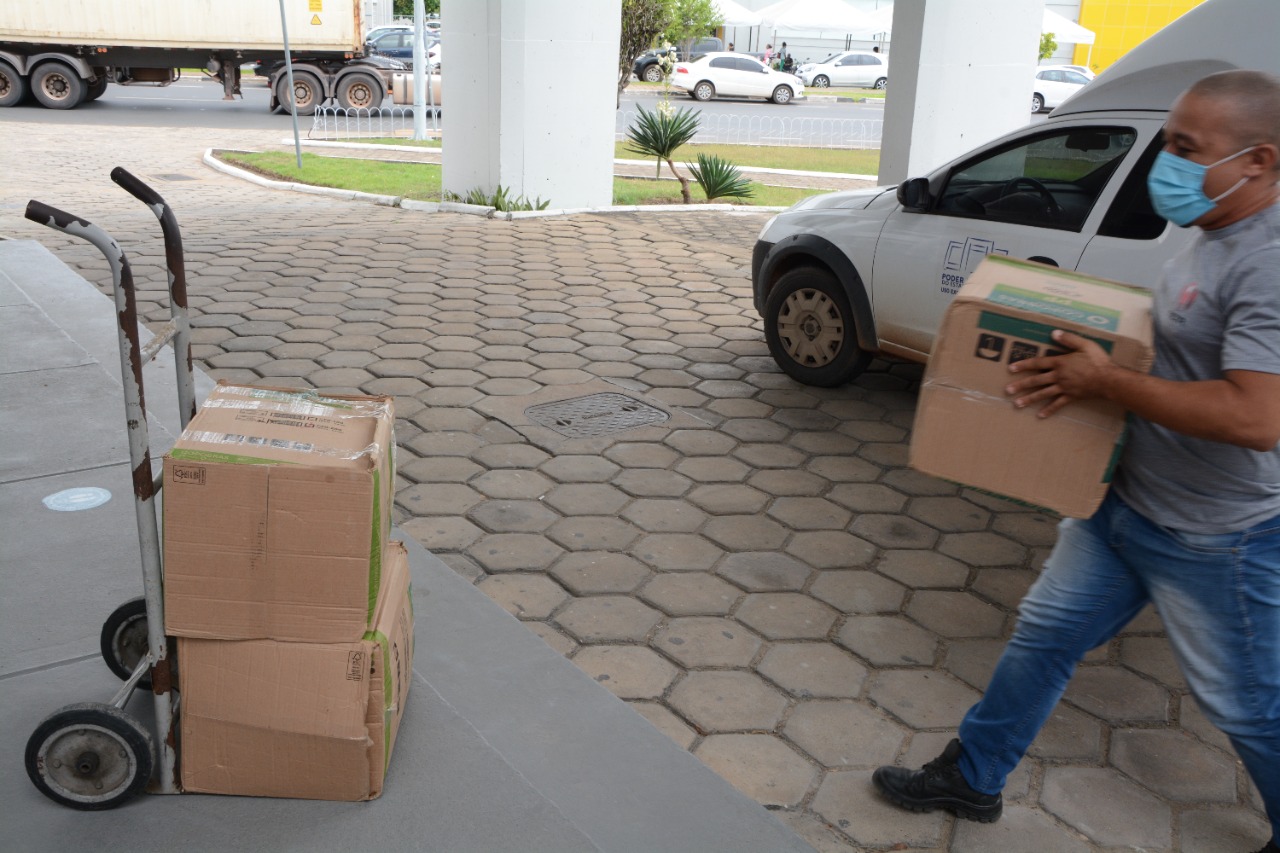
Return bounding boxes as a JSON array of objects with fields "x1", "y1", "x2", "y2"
[{"x1": 896, "y1": 177, "x2": 931, "y2": 212}]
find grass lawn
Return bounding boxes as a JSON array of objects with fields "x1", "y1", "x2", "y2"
[
  {"x1": 304, "y1": 133, "x2": 879, "y2": 174},
  {"x1": 613, "y1": 177, "x2": 825, "y2": 207},
  {"x1": 219, "y1": 151, "x2": 443, "y2": 200},
  {"x1": 616, "y1": 142, "x2": 879, "y2": 175},
  {"x1": 217, "y1": 150, "x2": 830, "y2": 207}
]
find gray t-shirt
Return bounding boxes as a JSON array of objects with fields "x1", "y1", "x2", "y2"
[{"x1": 1114, "y1": 201, "x2": 1280, "y2": 534}]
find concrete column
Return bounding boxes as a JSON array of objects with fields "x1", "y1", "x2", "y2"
[
  {"x1": 878, "y1": 0, "x2": 1042, "y2": 186},
  {"x1": 442, "y1": 0, "x2": 621, "y2": 209}
]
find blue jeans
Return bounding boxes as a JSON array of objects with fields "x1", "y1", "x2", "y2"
[{"x1": 956, "y1": 490, "x2": 1280, "y2": 841}]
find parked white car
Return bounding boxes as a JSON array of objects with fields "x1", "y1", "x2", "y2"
[
  {"x1": 1032, "y1": 65, "x2": 1092, "y2": 112},
  {"x1": 749, "y1": 0, "x2": 1276, "y2": 387},
  {"x1": 797, "y1": 50, "x2": 889, "y2": 89},
  {"x1": 672, "y1": 53, "x2": 804, "y2": 104}
]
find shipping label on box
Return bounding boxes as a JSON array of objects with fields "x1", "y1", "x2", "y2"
[
  {"x1": 910, "y1": 256, "x2": 1153, "y2": 518},
  {"x1": 179, "y1": 540, "x2": 415, "y2": 801},
  {"x1": 163, "y1": 382, "x2": 395, "y2": 642}
]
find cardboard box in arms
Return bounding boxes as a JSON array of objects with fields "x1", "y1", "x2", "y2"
[{"x1": 910, "y1": 256, "x2": 1154, "y2": 518}]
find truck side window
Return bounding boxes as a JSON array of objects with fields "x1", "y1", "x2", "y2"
[
  {"x1": 1097, "y1": 132, "x2": 1168, "y2": 241},
  {"x1": 934, "y1": 127, "x2": 1138, "y2": 232}
]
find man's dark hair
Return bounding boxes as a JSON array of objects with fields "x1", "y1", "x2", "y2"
[{"x1": 1188, "y1": 70, "x2": 1280, "y2": 167}]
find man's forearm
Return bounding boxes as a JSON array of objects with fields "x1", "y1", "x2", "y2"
[{"x1": 1099, "y1": 366, "x2": 1280, "y2": 451}]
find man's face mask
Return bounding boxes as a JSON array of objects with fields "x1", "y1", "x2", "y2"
[{"x1": 1147, "y1": 145, "x2": 1257, "y2": 227}]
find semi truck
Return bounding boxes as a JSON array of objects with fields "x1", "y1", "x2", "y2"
[{"x1": 0, "y1": 0, "x2": 406, "y2": 114}]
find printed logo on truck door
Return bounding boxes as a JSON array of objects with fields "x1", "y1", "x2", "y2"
[{"x1": 941, "y1": 237, "x2": 1008, "y2": 296}]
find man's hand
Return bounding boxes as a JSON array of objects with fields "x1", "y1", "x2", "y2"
[{"x1": 1004, "y1": 329, "x2": 1118, "y2": 418}]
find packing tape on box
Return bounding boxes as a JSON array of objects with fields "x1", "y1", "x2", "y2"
[
  {"x1": 203, "y1": 386, "x2": 392, "y2": 418},
  {"x1": 920, "y1": 378, "x2": 1114, "y2": 432},
  {"x1": 177, "y1": 431, "x2": 382, "y2": 461}
]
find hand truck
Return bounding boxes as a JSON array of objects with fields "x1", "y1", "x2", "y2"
[{"x1": 23, "y1": 168, "x2": 197, "y2": 809}]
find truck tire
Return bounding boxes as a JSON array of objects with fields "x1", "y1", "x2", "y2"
[
  {"x1": 276, "y1": 71, "x2": 322, "y2": 116},
  {"x1": 85, "y1": 76, "x2": 109, "y2": 102},
  {"x1": 32, "y1": 61, "x2": 86, "y2": 110},
  {"x1": 763, "y1": 265, "x2": 873, "y2": 386},
  {"x1": 0, "y1": 59, "x2": 27, "y2": 108},
  {"x1": 336, "y1": 73, "x2": 383, "y2": 110}
]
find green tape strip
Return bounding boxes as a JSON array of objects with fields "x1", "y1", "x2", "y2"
[
  {"x1": 1102, "y1": 420, "x2": 1130, "y2": 484},
  {"x1": 362, "y1": 628, "x2": 395, "y2": 771},
  {"x1": 367, "y1": 466, "x2": 383, "y2": 626}
]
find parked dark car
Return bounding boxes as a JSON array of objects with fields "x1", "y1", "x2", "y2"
[
  {"x1": 632, "y1": 38, "x2": 724, "y2": 82},
  {"x1": 366, "y1": 31, "x2": 440, "y2": 69}
]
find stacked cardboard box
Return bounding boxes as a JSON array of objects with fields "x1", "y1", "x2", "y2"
[
  {"x1": 162, "y1": 382, "x2": 412, "y2": 801},
  {"x1": 910, "y1": 256, "x2": 1154, "y2": 518}
]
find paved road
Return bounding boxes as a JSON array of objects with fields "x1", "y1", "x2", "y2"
[
  {"x1": 2, "y1": 114, "x2": 1270, "y2": 853},
  {"x1": 0, "y1": 75, "x2": 884, "y2": 147}
]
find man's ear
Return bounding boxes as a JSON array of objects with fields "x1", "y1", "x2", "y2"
[{"x1": 1245, "y1": 142, "x2": 1279, "y2": 176}]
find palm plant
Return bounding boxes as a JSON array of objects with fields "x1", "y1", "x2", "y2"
[
  {"x1": 624, "y1": 103, "x2": 700, "y2": 203},
  {"x1": 688, "y1": 153, "x2": 754, "y2": 202}
]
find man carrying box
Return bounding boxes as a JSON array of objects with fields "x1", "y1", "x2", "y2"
[{"x1": 872, "y1": 70, "x2": 1280, "y2": 853}]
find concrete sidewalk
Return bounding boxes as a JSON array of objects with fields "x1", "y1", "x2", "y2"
[
  {"x1": 0, "y1": 237, "x2": 813, "y2": 853},
  {"x1": 0, "y1": 116, "x2": 1272, "y2": 852}
]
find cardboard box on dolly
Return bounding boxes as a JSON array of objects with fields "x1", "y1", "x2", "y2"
[
  {"x1": 910, "y1": 256, "x2": 1154, "y2": 518},
  {"x1": 178, "y1": 540, "x2": 415, "y2": 801},
  {"x1": 162, "y1": 382, "x2": 396, "y2": 642}
]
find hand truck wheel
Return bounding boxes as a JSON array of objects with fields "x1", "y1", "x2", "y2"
[
  {"x1": 25, "y1": 702, "x2": 155, "y2": 810},
  {"x1": 100, "y1": 597, "x2": 152, "y2": 690}
]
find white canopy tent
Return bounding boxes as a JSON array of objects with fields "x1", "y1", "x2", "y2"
[
  {"x1": 1043, "y1": 8, "x2": 1096, "y2": 46},
  {"x1": 713, "y1": 0, "x2": 762, "y2": 28},
  {"x1": 855, "y1": 4, "x2": 1097, "y2": 51},
  {"x1": 844, "y1": 4, "x2": 1095, "y2": 61},
  {"x1": 756, "y1": 0, "x2": 879, "y2": 37}
]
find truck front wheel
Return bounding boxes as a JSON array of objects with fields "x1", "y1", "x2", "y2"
[
  {"x1": 336, "y1": 73, "x2": 383, "y2": 110},
  {"x1": 32, "y1": 62, "x2": 86, "y2": 110},
  {"x1": 0, "y1": 60, "x2": 27, "y2": 108},
  {"x1": 763, "y1": 266, "x2": 873, "y2": 386},
  {"x1": 276, "y1": 72, "x2": 322, "y2": 116}
]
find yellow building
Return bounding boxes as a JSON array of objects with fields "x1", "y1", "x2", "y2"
[{"x1": 1073, "y1": 0, "x2": 1206, "y2": 73}]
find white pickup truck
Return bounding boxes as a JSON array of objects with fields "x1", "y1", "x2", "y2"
[{"x1": 751, "y1": 0, "x2": 1278, "y2": 386}]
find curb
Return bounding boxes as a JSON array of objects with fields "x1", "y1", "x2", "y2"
[{"x1": 202, "y1": 149, "x2": 790, "y2": 219}]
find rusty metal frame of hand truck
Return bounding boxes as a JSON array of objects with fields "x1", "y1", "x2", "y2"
[{"x1": 24, "y1": 167, "x2": 198, "y2": 801}]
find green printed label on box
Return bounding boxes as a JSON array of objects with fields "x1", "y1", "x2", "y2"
[
  {"x1": 978, "y1": 312, "x2": 1114, "y2": 354},
  {"x1": 988, "y1": 284, "x2": 1121, "y2": 331}
]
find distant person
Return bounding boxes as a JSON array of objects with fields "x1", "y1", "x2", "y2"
[
  {"x1": 763, "y1": 44, "x2": 774, "y2": 64},
  {"x1": 728, "y1": 42, "x2": 735, "y2": 52},
  {"x1": 873, "y1": 45, "x2": 881, "y2": 53},
  {"x1": 783, "y1": 54, "x2": 795, "y2": 73}
]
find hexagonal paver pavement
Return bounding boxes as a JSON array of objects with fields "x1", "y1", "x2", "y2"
[
  {"x1": 669, "y1": 670, "x2": 788, "y2": 732},
  {"x1": 23, "y1": 120, "x2": 1263, "y2": 853}
]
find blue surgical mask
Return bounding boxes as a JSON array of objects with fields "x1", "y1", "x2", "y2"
[{"x1": 1147, "y1": 146, "x2": 1256, "y2": 226}]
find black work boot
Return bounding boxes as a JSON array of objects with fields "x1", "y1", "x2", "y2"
[{"x1": 872, "y1": 738, "x2": 1003, "y2": 823}]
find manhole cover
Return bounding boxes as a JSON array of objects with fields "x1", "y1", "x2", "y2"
[
  {"x1": 525, "y1": 393, "x2": 669, "y2": 438},
  {"x1": 154, "y1": 173, "x2": 197, "y2": 181}
]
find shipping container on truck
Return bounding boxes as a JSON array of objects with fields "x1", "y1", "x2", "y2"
[{"x1": 0, "y1": 0, "x2": 406, "y2": 113}]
